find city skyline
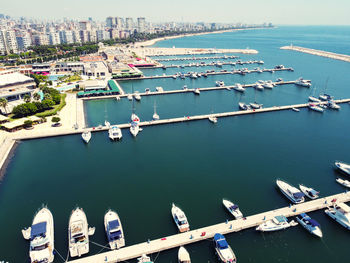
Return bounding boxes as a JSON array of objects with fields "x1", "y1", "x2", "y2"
[{"x1": 2, "y1": 0, "x2": 350, "y2": 25}]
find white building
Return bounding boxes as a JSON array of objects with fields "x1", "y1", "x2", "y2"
[
  {"x1": 125, "y1": 18, "x2": 133, "y2": 30},
  {"x1": 137, "y1": 17, "x2": 146, "y2": 33},
  {"x1": 0, "y1": 30, "x2": 18, "y2": 54},
  {"x1": 49, "y1": 32, "x2": 61, "y2": 45}
]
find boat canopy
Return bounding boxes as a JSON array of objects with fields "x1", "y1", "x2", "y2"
[
  {"x1": 230, "y1": 205, "x2": 239, "y2": 210},
  {"x1": 109, "y1": 230, "x2": 122, "y2": 240},
  {"x1": 293, "y1": 192, "x2": 305, "y2": 199},
  {"x1": 30, "y1": 222, "x2": 47, "y2": 239},
  {"x1": 308, "y1": 219, "x2": 320, "y2": 227},
  {"x1": 214, "y1": 233, "x2": 228, "y2": 249},
  {"x1": 275, "y1": 216, "x2": 287, "y2": 223},
  {"x1": 108, "y1": 220, "x2": 120, "y2": 230}
]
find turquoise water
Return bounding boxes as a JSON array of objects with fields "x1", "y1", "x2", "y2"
[{"x1": 1, "y1": 26, "x2": 350, "y2": 263}]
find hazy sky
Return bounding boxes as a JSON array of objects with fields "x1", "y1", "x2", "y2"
[{"x1": 2, "y1": 0, "x2": 349, "y2": 25}]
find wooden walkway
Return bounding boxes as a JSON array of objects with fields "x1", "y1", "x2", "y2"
[{"x1": 67, "y1": 191, "x2": 350, "y2": 263}]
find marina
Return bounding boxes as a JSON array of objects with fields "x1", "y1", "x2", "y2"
[
  {"x1": 154, "y1": 55, "x2": 238, "y2": 62},
  {"x1": 67, "y1": 191, "x2": 350, "y2": 263}
]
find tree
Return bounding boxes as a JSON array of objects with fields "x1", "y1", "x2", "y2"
[
  {"x1": 51, "y1": 116, "x2": 60, "y2": 123},
  {"x1": 23, "y1": 94, "x2": 31, "y2": 103},
  {"x1": 44, "y1": 93, "x2": 52, "y2": 101},
  {"x1": 24, "y1": 120, "x2": 33, "y2": 128},
  {"x1": 0, "y1": 98, "x2": 8, "y2": 114},
  {"x1": 33, "y1": 93, "x2": 41, "y2": 101}
]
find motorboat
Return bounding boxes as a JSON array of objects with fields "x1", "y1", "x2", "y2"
[
  {"x1": 127, "y1": 94, "x2": 133, "y2": 100},
  {"x1": 156, "y1": 87, "x2": 164, "y2": 92},
  {"x1": 257, "y1": 60, "x2": 264, "y2": 64},
  {"x1": 296, "y1": 213, "x2": 323, "y2": 237},
  {"x1": 254, "y1": 83, "x2": 264, "y2": 91},
  {"x1": 137, "y1": 254, "x2": 153, "y2": 263},
  {"x1": 309, "y1": 96, "x2": 321, "y2": 103},
  {"x1": 295, "y1": 78, "x2": 311, "y2": 87},
  {"x1": 292, "y1": 108, "x2": 300, "y2": 112},
  {"x1": 308, "y1": 104, "x2": 324, "y2": 113},
  {"x1": 104, "y1": 121, "x2": 111, "y2": 127},
  {"x1": 104, "y1": 210, "x2": 125, "y2": 250},
  {"x1": 233, "y1": 83, "x2": 245, "y2": 92},
  {"x1": 193, "y1": 88, "x2": 200, "y2": 95},
  {"x1": 178, "y1": 246, "x2": 191, "y2": 263},
  {"x1": 171, "y1": 203, "x2": 190, "y2": 233},
  {"x1": 131, "y1": 113, "x2": 140, "y2": 125},
  {"x1": 256, "y1": 215, "x2": 297, "y2": 232},
  {"x1": 81, "y1": 131, "x2": 91, "y2": 144},
  {"x1": 263, "y1": 81, "x2": 274, "y2": 89},
  {"x1": 328, "y1": 101, "x2": 340, "y2": 110},
  {"x1": 68, "y1": 207, "x2": 95, "y2": 258},
  {"x1": 134, "y1": 93, "x2": 141, "y2": 101},
  {"x1": 172, "y1": 75, "x2": 178, "y2": 79},
  {"x1": 22, "y1": 207, "x2": 55, "y2": 263},
  {"x1": 335, "y1": 161, "x2": 350, "y2": 175},
  {"x1": 213, "y1": 233, "x2": 236, "y2": 263},
  {"x1": 216, "y1": 81, "x2": 225, "y2": 87},
  {"x1": 276, "y1": 179, "x2": 305, "y2": 204},
  {"x1": 208, "y1": 115, "x2": 218, "y2": 123},
  {"x1": 325, "y1": 203, "x2": 350, "y2": 230},
  {"x1": 239, "y1": 102, "x2": 250, "y2": 111},
  {"x1": 223, "y1": 199, "x2": 243, "y2": 219},
  {"x1": 319, "y1": 93, "x2": 333, "y2": 101},
  {"x1": 336, "y1": 178, "x2": 350, "y2": 188},
  {"x1": 299, "y1": 184, "x2": 319, "y2": 199},
  {"x1": 109, "y1": 126, "x2": 122, "y2": 141},
  {"x1": 130, "y1": 123, "x2": 140, "y2": 137},
  {"x1": 145, "y1": 88, "x2": 150, "y2": 94},
  {"x1": 190, "y1": 73, "x2": 198, "y2": 79},
  {"x1": 183, "y1": 85, "x2": 188, "y2": 90},
  {"x1": 249, "y1": 103, "x2": 262, "y2": 109},
  {"x1": 153, "y1": 102, "x2": 160, "y2": 120}
]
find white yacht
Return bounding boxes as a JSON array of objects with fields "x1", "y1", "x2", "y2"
[
  {"x1": 299, "y1": 184, "x2": 319, "y2": 199},
  {"x1": 319, "y1": 93, "x2": 332, "y2": 101},
  {"x1": 336, "y1": 178, "x2": 350, "y2": 188},
  {"x1": 178, "y1": 246, "x2": 191, "y2": 263},
  {"x1": 190, "y1": 73, "x2": 198, "y2": 79},
  {"x1": 216, "y1": 81, "x2": 225, "y2": 87},
  {"x1": 131, "y1": 113, "x2": 140, "y2": 125},
  {"x1": 328, "y1": 101, "x2": 340, "y2": 110},
  {"x1": 276, "y1": 179, "x2": 305, "y2": 204},
  {"x1": 233, "y1": 83, "x2": 245, "y2": 92},
  {"x1": 254, "y1": 83, "x2": 264, "y2": 91},
  {"x1": 130, "y1": 123, "x2": 140, "y2": 137},
  {"x1": 296, "y1": 213, "x2": 323, "y2": 238},
  {"x1": 104, "y1": 121, "x2": 111, "y2": 127},
  {"x1": 193, "y1": 88, "x2": 200, "y2": 95},
  {"x1": 208, "y1": 115, "x2": 218, "y2": 123},
  {"x1": 171, "y1": 203, "x2": 190, "y2": 233},
  {"x1": 295, "y1": 78, "x2": 312, "y2": 87},
  {"x1": 137, "y1": 254, "x2": 153, "y2": 263},
  {"x1": 308, "y1": 104, "x2": 324, "y2": 113},
  {"x1": 22, "y1": 207, "x2": 54, "y2": 263},
  {"x1": 263, "y1": 81, "x2": 274, "y2": 89},
  {"x1": 153, "y1": 102, "x2": 160, "y2": 120},
  {"x1": 239, "y1": 102, "x2": 250, "y2": 111},
  {"x1": 335, "y1": 161, "x2": 350, "y2": 175},
  {"x1": 104, "y1": 210, "x2": 125, "y2": 250},
  {"x1": 134, "y1": 93, "x2": 141, "y2": 101},
  {"x1": 309, "y1": 96, "x2": 321, "y2": 103},
  {"x1": 213, "y1": 233, "x2": 236, "y2": 263},
  {"x1": 249, "y1": 103, "x2": 262, "y2": 109},
  {"x1": 156, "y1": 87, "x2": 164, "y2": 92},
  {"x1": 223, "y1": 199, "x2": 243, "y2": 219},
  {"x1": 109, "y1": 126, "x2": 122, "y2": 141},
  {"x1": 325, "y1": 203, "x2": 350, "y2": 230},
  {"x1": 81, "y1": 131, "x2": 91, "y2": 144},
  {"x1": 127, "y1": 94, "x2": 133, "y2": 100},
  {"x1": 68, "y1": 207, "x2": 95, "y2": 258},
  {"x1": 183, "y1": 85, "x2": 188, "y2": 90},
  {"x1": 256, "y1": 215, "x2": 297, "y2": 232}
]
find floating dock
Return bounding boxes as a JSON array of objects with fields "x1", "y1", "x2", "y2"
[
  {"x1": 155, "y1": 55, "x2": 238, "y2": 62},
  {"x1": 281, "y1": 45, "x2": 350, "y2": 63},
  {"x1": 67, "y1": 191, "x2": 350, "y2": 263}
]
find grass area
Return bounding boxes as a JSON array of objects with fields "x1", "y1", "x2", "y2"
[
  {"x1": 58, "y1": 74, "x2": 82, "y2": 83},
  {"x1": 36, "y1": 94, "x2": 67, "y2": 118}
]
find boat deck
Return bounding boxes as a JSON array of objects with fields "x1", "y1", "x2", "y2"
[{"x1": 67, "y1": 191, "x2": 350, "y2": 263}]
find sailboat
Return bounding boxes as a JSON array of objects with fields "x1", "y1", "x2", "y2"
[
  {"x1": 319, "y1": 78, "x2": 332, "y2": 101},
  {"x1": 309, "y1": 85, "x2": 321, "y2": 102},
  {"x1": 153, "y1": 101, "x2": 160, "y2": 120},
  {"x1": 130, "y1": 85, "x2": 141, "y2": 137}
]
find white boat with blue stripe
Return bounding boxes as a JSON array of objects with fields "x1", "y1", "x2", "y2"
[
  {"x1": 213, "y1": 233, "x2": 236, "y2": 263},
  {"x1": 296, "y1": 213, "x2": 323, "y2": 237},
  {"x1": 276, "y1": 179, "x2": 305, "y2": 204},
  {"x1": 325, "y1": 203, "x2": 350, "y2": 230},
  {"x1": 104, "y1": 210, "x2": 125, "y2": 250}
]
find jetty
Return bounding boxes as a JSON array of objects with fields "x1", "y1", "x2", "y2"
[
  {"x1": 67, "y1": 191, "x2": 350, "y2": 263},
  {"x1": 155, "y1": 55, "x2": 238, "y2": 62},
  {"x1": 160, "y1": 60, "x2": 264, "y2": 69},
  {"x1": 281, "y1": 45, "x2": 350, "y2": 63}
]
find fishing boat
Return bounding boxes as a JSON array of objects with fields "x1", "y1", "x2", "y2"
[
  {"x1": 233, "y1": 83, "x2": 245, "y2": 92},
  {"x1": 292, "y1": 108, "x2": 300, "y2": 112},
  {"x1": 256, "y1": 215, "x2": 297, "y2": 232},
  {"x1": 104, "y1": 210, "x2": 125, "y2": 250},
  {"x1": 153, "y1": 102, "x2": 160, "y2": 120},
  {"x1": 81, "y1": 131, "x2": 91, "y2": 144},
  {"x1": 325, "y1": 203, "x2": 350, "y2": 230},
  {"x1": 130, "y1": 123, "x2": 140, "y2": 137},
  {"x1": 308, "y1": 104, "x2": 324, "y2": 113},
  {"x1": 335, "y1": 161, "x2": 350, "y2": 176},
  {"x1": 137, "y1": 254, "x2": 153, "y2": 263},
  {"x1": 336, "y1": 178, "x2": 350, "y2": 188},
  {"x1": 193, "y1": 88, "x2": 200, "y2": 95},
  {"x1": 171, "y1": 203, "x2": 190, "y2": 233},
  {"x1": 68, "y1": 207, "x2": 95, "y2": 258},
  {"x1": 22, "y1": 207, "x2": 55, "y2": 263},
  {"x1": 213, "y1": 233, "x2": 236, "y2": 263},
  {"x1": 295, "y1": 78, "x2": 312, "y2": 87},
  {"x1": 223, "y1": 199, "x2": 243, "y2": 219},
  {"x1": 299, "y1": 184, "x2": 319, "y2": 199},
  {"x1": 276, "y1": 179, "x2": 305, "y2": 204},
  {"x1": 178, "y1": 246, "x2": 191, "y2": 263},
  {"x1": 109, "y1": 126, "x2": 122, "y2": 141},
  {"x1": 296, "y1": 213, "x2": 323, "y2": 237}
]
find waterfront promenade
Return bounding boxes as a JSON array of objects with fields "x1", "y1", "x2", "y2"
[
  {"x1": 67, "y1": 191, "x2": 350, "y2": 263},
  {"x1": 281, "y1": 45, "x2": 350, "y2": 63}
]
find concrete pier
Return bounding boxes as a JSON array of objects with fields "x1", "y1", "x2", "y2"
[
  {"x1": 281, "y1": 45, "x2": 350, "y2": 63},
  {"x1": 67, "y1": 191, "x2": 350, "y2": 263},
  {"x1": 160, "y1": 60, "x2": 264, "y2": 69},
  {"x1": 155, "y1": 55, "x2": 238, "y2": 62}
]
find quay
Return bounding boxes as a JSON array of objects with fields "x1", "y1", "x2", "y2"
[
  {"x1": 13, "y1": 98, "x2": 350, "y2": 141},
  {"x1": 67, "y1": 191, "x2": 350, "y2": 263},
  {"x1": 155, "y1": 55, "x2": 238, "y2": 62},
  {"x1": 160, "y1": 60, "x2": 264, "y2": 69},
  {"x1": 281, "y1": 45, "x2": 350, "y2": 63}
]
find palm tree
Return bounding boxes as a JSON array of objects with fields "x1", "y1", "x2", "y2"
[
  {"x1": 33, "y1": 93, "x2": 41, "y2": 101},
  {"x1": 0, "y1": 98, "x2": 8, "y2": 114},
  {"x1": 23, "y1": 94, "x2": 31, "y2": 103},
  {"x1": 44, "y1": 93, "x2": 52, "y2": 101}
]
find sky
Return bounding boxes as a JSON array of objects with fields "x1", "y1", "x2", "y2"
[{"x1": 2, "y1": 0, "x2": 350, "y2": 25}]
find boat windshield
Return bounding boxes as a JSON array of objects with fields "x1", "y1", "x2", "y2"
[
  {"x1": 178, "y1": 220, "x2": 187, "y2": 226},
  {"x1": 74, "y1": 234, "x2": 86, "y2": 243},
  {"x1": 31, "y1": 242, "x2": 49, "y2": 251},
  {"x1": 109, "y1": 230, "x2": 122, "y2": 241}
]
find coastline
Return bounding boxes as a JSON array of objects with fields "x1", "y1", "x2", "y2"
[{"x1": 0, "y1": 138, "x2": 17, "y2": 178}]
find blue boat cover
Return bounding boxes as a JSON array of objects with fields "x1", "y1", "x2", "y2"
[
  {"x1": 214, "y1": 233, "x2": 228, "y2": 249},
  {"x1": 30, "y1": 222, "x2": 47, "y2": 239},
  {"x1": 108, "y1": 220, "x2": 120, "y2": 230},
  {"x1": 308, "y1": 219, "x2": 320, "y2": 227},
  {"x1": 293, "y1": 192, "x2": 305, "y2": 199},
  {"x1": 109, "y1": 230, "x2": 122, "y2": 240},
  {"x1": 230, "y1": 205, "x2": 239, "y2": 210}
]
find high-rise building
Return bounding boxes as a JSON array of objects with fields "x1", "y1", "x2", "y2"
[
  {"x1": 32, "y1": 33, "x2": 49, "y2": 46},
  {"x1": 115, "y1": 17, "x2": 123, "y2": 28},
  {"x1": 137, "y1": 17, "x2": 146, "y2": 33},
  {"x1": 79, "y1": 21, "x2": 91, "y2": 31},
  {"x1": 106, "y1": 17, "x2": 114, "y2": 28},
  {"x1": 125, "y1": 18, "x2": 133, "y2": 30},
  {"x1": 49, "y1": 32, "x2": 61, "y2": 45},
  {"x1": 0, "y1": 30, "x2": 18, "y2": 54},
  {"x1": 16, "y1": 31, "x2": 32, "y2": 51}
]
